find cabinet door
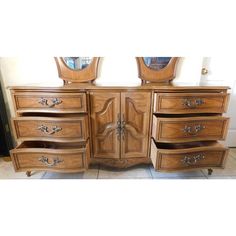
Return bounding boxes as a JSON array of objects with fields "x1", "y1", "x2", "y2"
[
  {"x1": 90, "y1": 92, "x2": 120, "y2": 159},
  {"x1": 121, "y1": 92, "x2": 151, "y2": 158}
]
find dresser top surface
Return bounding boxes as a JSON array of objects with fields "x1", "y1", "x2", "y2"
[{"x1": 8, "y1": 80, "x2": 230, "y2": 91}]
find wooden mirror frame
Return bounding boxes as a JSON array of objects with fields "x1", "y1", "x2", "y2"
[
  {"x1": 136, "y1": 57, "x2": 180, "y2": 83},
  {"x1": 54, "y1": 57, "x2": 100, "y2": 83}
]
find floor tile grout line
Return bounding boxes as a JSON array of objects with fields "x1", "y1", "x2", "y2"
[
  {"x1": 148, "y1": 165, "x2": 154, "y2": 179},
  {"x1": 201, "y1": 170, "x2": 208, "y2": 179},
  {"x1": 96, "y1": 164, "x2": 100, "y2": 179},
  {"x1": 41, "y1": 171, "x2": 47, "y2": 179},
  {"x1": 229, "y1": 153, "x2": 236, "y2": 161}
]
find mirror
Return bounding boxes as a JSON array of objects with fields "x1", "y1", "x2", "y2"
[
  {"x1": 136, "y1": 57, "x2": 179, "y2": 83},
  {"x1": 63, "y1": 57, "x2": 93, "y2": 70},
  {"x1": 143, "y1": 57, "x2": 172, "y2": 70},
  {"x1": 54, "y1": 57, "x2": 100, "y2": 83}
]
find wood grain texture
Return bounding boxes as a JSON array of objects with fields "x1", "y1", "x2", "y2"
[
  {"x1": 90, "y1": 92, "x2": 120, "y2": 159},
  {"x1": 136, "y1": 57, "x2": 179, "y2": 83},
  {"x1": 54, "y1": 57, "x2": 100, "y2": 83},
  {"x1": 12, "y1": 116, "x2": 89, "y2": 142},
  {"x1": 150, "y1": 140, "x2": 228, "y2": 171},
  {"x1": 10, "y1": 141, "x2": 89, "y2": 173},
  {"x1": 12, "y1": 92, "x2": 87, "y2": 113},
  {"x1": 152, "y1": 115, "x2": 229, "y2": 143},
  {"x1": 154, "y1": 92, "x2": 230, "y2": 114},
  {"x1": 91, "y1": 157, "x2": 151, "y2": 168},
  {"x1": 121, "y1": 92, "x2": 151, "y2": 158},
  {"x1": 8, "y1": 82, "x2": 231, "y2": 175}
]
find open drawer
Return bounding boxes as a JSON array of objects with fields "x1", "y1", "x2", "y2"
[
  {"x1": 10, "y1": 141, "x2": 90, "y2": 173},
  {"x1": 150, "y1": 139, "x2": 228, "y2": 171}
]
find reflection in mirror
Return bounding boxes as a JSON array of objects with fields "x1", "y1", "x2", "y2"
[
  {"x1": 63, "y1": 57, "x2": 93, "y2": 70},
  {"x1": 143, "y1": 57, "x2": 172, "y2": 70}
]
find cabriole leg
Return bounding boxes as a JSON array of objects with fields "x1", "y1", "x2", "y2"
[
  {"x1": 26, "y1": 171, "x2": 31, "y2": 177},
  {"x1": 208, "y1": 169, "x2": 213, "y2": 176}
]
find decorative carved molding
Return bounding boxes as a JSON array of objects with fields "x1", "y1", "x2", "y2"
[{"x1": 91, "y1": 157, "x2": 151, "y2": 168}]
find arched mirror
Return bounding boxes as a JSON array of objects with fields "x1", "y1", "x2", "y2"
[
  {"x1": 55, "y1": 57, "x2": 100, "y2": 83},
  {"x1": 63, "y1": 57, "x2": 93, "y2": 70},
  {"x1": 136, "y1": 57, "x2": 179, "y2": 83},
  {"x1": 143, "y1": 57, "x2": 172, "y2": 70}
]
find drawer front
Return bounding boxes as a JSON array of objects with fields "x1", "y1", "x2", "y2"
[
  {"x1": 152, "y1": 116, "x2": 229, "y2": 142},
  {"x1": 154, "y1": 93, "x2": 229, "y2": 114},
  {"x1": 10, "y1": 143, "x2": 90, "y2": 173},
  {"x1": 12, "y1": 92, "x2": 87, "y2": 113},
  {"x1": 150, "y1": 140, "x2": 228, "y2": 171},
  {"x1": 13, "y1": 116, "x2": 89, "y2": 142}
]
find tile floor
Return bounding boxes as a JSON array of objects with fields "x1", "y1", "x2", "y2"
[{"x1": 1, "y1": 148, "x2": 236, "y2": 179}]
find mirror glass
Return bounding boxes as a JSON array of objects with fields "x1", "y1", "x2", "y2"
[
  {"x1": 143, "y1": 57, "x2": 172, "y2": 70},
  {"x1": 63, "y1": 57, "x2": 93, "y2": 70}
]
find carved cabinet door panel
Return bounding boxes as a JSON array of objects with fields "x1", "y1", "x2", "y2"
[
  {"x1": 121, "y1": 92, "x2": 151, "y2": 158},
  {"x1": 90, "y1": 92, "x2": 120, "y2": 159}
]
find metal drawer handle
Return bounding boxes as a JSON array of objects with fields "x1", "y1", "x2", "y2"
[
  {"x1": 183, "y1": 98, "x2": 204, "y2": 108},
  {"x1": 182, "y1": 124, "x2": 205, "y2": 136},
  {"x1": 38, "y1": 156, "x2": 63, "y2": 167},
  {"x1": 116, "y1": 113, "x2": 121, "y2": 140},
  {"x1": 182, "y1": 154, "x2": 205, "y2": 166},
  {"x1": 37, "y1": 125, "x2": 62, "y2": 135},
  {"x1": 121, "y1": 114, "x2": 126, "y2": 140},
  {"x1": 38, "y1": 98, "x2": 62, "y2": 108}
]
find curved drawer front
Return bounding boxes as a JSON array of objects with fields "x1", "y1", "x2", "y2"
[
  {"x1": 10, "y1": 142, "x2": 89, "y2": 172},
  {"x1": 154, "y1": 93, "x2": 229, "y2": 114},
  {"x1": 150, "y1": 140, "x2": 228, "y2": 171},
  {"x1": 152, "y1": 115, "x2": 229, "y2": 143},
  {"x1": 12, "y1": 92, "x2": 87, "y2": 113},
  {"x1": 13, "y1": 116, "x2": 88, "y2": 142}
]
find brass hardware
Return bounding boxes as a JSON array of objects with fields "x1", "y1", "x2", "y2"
[
  {"x1": 182, "y1": 154, "x2": 205, "y2": 166},
  {"x1": 183, "y1": 98, "x2": 204, "y2": 108},
  {"x1": 182, "y1": 124, "x2": 205, "y2": 136},
  {"x1": 37, "y1": 125, "x2": 62, "y2": 135},
  {"x1": 121, "y1": 114, "x2": 126, "y2": 140},
  {"x1": 38, "y1": 98, "x2": 62, "y2": 108},
  {"x1": 38, "y1": 156, "x2": 63, "y2": 167},
  {"x1": 201, "y1": 68, "x2": 208, "y2": 75},
  {"x1": 116, "y1": 113, "x2": 121, "y2": 139},
  {"x1": 116, "y1": 114, "x2": 126, "y2": 140}
]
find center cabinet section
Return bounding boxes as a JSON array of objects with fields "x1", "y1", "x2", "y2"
[{"x1": 89, "y1": 91, "x2": 152, "y2": 159}]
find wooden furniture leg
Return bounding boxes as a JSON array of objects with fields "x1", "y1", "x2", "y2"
[
  {"x1": 26, "y1": 171, "x2": 31, "y2": 177},
  {"x1": 208, "y1": 168, "x2": 213, "y2": 176}
]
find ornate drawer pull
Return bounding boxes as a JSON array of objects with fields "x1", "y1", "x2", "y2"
[
  {"x1": 37, "y1": 125, "x2": 62, "y2": 135},
  {"x1": 38, "y1": 156, "x2": 63, "y2": 167},
  {"x1": 183, "y1": 98, "x2": 204, "y2": 108},
  {"x1": 116, "y1": 113, "x2": 121, "y2": 139},
  {"x1": 38, "y1": 98, "x2": 62, "y2": 108},
  {"x1": 121, "y1": 114, "x2": 126, "y2": 140},
  {"x1": 182, "y1": 124, "x2": 205, "y2": 136},
  {"x1": 182, "y1": 154, "x2": 205, "y2": 166}
]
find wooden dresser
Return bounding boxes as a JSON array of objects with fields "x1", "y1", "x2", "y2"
[{"x1": 9, "y1": 82, "x2": 230, "y2": 176}]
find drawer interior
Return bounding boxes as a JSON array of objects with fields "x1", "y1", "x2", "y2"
[
  {"x1": 17, "y1": 141, "x2": 86, "y2": 149},
  {"x1": 152, "y1": 139, "x2": 223, "y2": 150}
]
